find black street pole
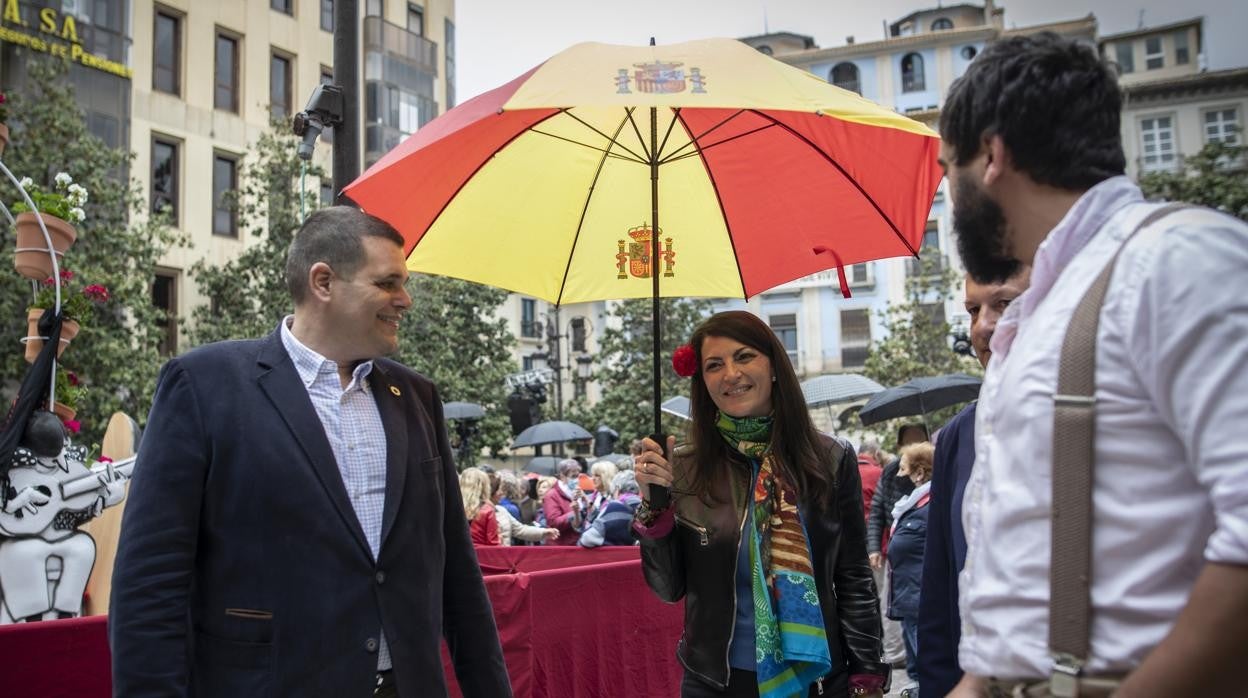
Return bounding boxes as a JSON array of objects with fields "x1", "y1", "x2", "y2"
[
  {"x1": 551, "y1": 307, "x2": 564, "y2": 421},
  {"x1": 333, "y1": 0, "x2": 360, "y2": 202}
]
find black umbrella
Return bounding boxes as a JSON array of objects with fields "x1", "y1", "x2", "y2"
[
  {"x1": 442, "y1": 401, "x2": 486, "y2": 420},
  {"x1": 512, "y1": 420, "x2": 593, "y2": 449},
  {"x1": 858, "y1": 373, "x2": 983, "y2": 427},
  {"x1": 525, "y1": 456, "x2": 561, "y2": 476}
]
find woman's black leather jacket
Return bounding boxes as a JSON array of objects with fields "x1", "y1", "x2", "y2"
[{"x1": 639, "y1": 434, "x2": 887, "y2": 690}]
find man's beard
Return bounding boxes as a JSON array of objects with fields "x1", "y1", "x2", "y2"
[{"x1": 953, "y1": 172, "x2": 1021, "y2": 284}]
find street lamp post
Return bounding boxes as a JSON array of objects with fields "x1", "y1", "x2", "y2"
[{"x1": 533, "y1": 309, "x2": 592, "y2": 421}]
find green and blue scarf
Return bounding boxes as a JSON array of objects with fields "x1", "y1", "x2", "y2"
[{"x1": 717, "y1": 412, "x2": 832, "y2": 698}]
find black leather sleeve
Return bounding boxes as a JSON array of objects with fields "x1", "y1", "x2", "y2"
[
  {"x1": 866, "y1": 460, "x2": 898, "y2": 554},
  {"x1": 831, "y1": 441, "x2": 889, "y2": 678},
  {"x1": 638, "y1": 510, "x2": 687, "y2": 603}
]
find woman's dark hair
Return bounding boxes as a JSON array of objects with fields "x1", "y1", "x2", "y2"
[
  {"x1": 682, "y1": 311, "x2": 832, "y2": 505},
  {"x1": 940, "y1": 32, "x2": 1125, "y2": 191}
]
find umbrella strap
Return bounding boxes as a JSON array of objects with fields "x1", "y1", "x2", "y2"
[{"x1": 812, "y1": 246, "x2": 851, "y2": 299}]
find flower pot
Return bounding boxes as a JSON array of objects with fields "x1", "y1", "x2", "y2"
[
  {"x1": 13, "y1": 212, "x2": 77, "y2": 280},
  {"x1": 0, "y1": 123, "x2": 9, "y2": 157},
  {"x1": 52, "y1": 401, "x2": 76, "y2": 423},
  {"x1": 23, "y1": 309, "x2": 78, "y2": 363}
]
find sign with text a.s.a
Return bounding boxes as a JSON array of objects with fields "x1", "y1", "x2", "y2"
[{"x1": 0, "y1": 0, "x2": 132, "y2": 79}]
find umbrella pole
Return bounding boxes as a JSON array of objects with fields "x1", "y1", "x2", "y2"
[{"x1": 650, "y1": 103, "x2": 662, "y2": 439}]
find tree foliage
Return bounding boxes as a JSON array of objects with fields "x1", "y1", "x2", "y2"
[
  {"x1": 862, "y1": 256, "x2": 978, "y2": 450},
  {"x1": 583, "y1": 298, "x2": 713, "y2": 447},
  {"x1": 1139, "y1": 136, "x2": 1248, "y2": 222},
  {"x1": 0, "y1": 58, "x2": 182, "y2": 445}
]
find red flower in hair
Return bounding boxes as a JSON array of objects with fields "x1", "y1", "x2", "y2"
[{"x1": 672, "y1": 344, "x2": 698, "y2": 377}]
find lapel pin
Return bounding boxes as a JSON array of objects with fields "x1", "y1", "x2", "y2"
[{"x1": 389, "y1": 385, "x2": 401, "y2": 396}]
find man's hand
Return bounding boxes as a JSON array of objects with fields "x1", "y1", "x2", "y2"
[
  {"x1": 947, "y1": 674, "x2": 989, "y2": 698},
  {"x1": 869, "y1": 552, "x2": 883, "y2": 570}
]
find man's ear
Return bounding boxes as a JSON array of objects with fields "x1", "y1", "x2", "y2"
[
  {"x1": 308, "y1": 262, "x2": 334, "y2": 302},
  {"x1": 982, "y1": 133, "x2": 1011, "y2": 187}
]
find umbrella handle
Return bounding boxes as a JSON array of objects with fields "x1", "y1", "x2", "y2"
[{"x1": 647, "y1": 431, "x2": 671, "y2": 509}]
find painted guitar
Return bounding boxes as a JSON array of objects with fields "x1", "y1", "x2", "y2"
[{"x1": 0, "y1": 455, "x2": 136, "y2": 536}]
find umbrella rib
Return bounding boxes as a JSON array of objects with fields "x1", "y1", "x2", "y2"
[
  {"x1": 656, "y1": 107, "x2": 681, "y2": 161},
  {"x1": 559, "y1": 107, "x2": 650, "y2": 164},
  {"x1": 658, "y1": 109, "x2": 746, "y2": 165},
  {"x1": 673, "y1": 109, "x2": 750, "y2": 299},
  {"x1": 661, "y1": 123, "x2": 779, "y2": 164},
  {"x1": 528, "y1": 128, "x2": 647, "y2": 165},
  {"x1": 747, "y1": 109, "x2": 919, "y2": 257},
  {"x1": 555, "y1": 112, "x2": 634, "y2": 306},
  {"x1": 624, "y1": 107, "x2": 653, "y2": 162}
]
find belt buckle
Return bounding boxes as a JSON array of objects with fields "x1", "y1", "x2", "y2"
[{"x1": 1049, "y1": 654, "x2": 1084, "y2": 698}]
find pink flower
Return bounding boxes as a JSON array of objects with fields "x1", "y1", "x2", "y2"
[
  {"x1": 83, "y1": 284, "x2": 110, "y2": 302},
  {"x1": 672, "y1": 344, "x2": 698, "y2": 378},
  {"x1": 0, "y1": 93, "x2": 6, "y2": 104},
  {"x1": 98, "y1": 456, "x2": 113, "y2": 464},
  {"x1": 63, "y1": 419, "x2": 81, "y2": 434},
  {"x1": 66, "y1": 371, "x2": 79, "y2": 386},
  {"x1": 61, "y1": 269, "x2": 74, "y2": 282}
]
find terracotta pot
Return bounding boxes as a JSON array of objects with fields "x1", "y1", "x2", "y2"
[
  {"x1": 13, "y1": 212, "x2": 77, "y2": 280},
  {"x1": 23, "y1": 309, "x2": 78, "y2": 363},
  {"x1": 52, "y1": 401, "x2": 77, "y2": 423},
  {"x1": 0, "y1": 123, "x2": 9, "y2": 157}
]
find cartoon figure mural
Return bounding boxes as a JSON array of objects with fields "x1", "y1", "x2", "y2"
[{"x1": 0, "y1": 410, "x2": 130, "y2": 623}]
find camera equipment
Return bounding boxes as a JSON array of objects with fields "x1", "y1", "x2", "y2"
[
  {"x1": 292, "y1": 84, "x2": 345, "y2": 161},
  {"x1": 951, "y1": 326, "x2": 974, "y2": 357}
]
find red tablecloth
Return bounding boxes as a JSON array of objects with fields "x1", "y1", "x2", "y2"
[{"x1": 0, "y1": 546, "x2": 685, "y2": 697}]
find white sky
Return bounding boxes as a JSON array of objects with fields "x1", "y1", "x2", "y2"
[{"x1": 456, "y1": 0, "x2": 1246, "y2": 101}]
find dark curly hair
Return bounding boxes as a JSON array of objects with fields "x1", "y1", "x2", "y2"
[{"x1": 940, "y1": 32, "x2": 1125, "y2": 190}]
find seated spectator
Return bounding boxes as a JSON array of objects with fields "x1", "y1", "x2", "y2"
[{"x1": 579, "y1": 471, "x2": 643, "y2": 548}]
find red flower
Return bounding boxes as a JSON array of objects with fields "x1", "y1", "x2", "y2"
[
  {"x1": 0, "y1": 93, "x2": 6, "y2": 104},
  {"x1": 83, "y1": 284, "x2": 110, "y2": 302},
  {"x1": 98, "y1": 456, "x2": 113, "y2": 464},
  {"x1": 63, "y1": 419, "x2": 81, "y2": 434},
  {"x1": 61, "y1": 269, "x2": 74, "y2": 282},
  {"x1": 66, "y1": 371, "x2": 79, "y2": 386},
  {"x1": 672, "y1": 344, "x2": 698, "y2": 378}
]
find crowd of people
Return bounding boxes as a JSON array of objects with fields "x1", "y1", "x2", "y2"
[{"x1": 101, "y1": 31, "x2": 1245, "y2": 698}]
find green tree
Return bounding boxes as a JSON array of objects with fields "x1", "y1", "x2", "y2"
[
  {"x1": 393, "y1": 275, "x2": 517, "y2": 465},
  {"x1": 1139, "y1": 136, "x2": 1248, "y2": 221},
  {"x1": 862, "y1": 256, "x2": 978, "y2": 450},
  {"x1": 0, "y1": 58, "x2": 182, "y2": 446},
  {"x1": 586, "y1": 298, "x2": 713, "y2": 446},
  {"x1": 186, "y1": 123, "x2": 322, "y2": 345}
]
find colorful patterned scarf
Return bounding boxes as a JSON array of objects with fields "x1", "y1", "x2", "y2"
[{"x1": 717, "y1": 412, "x2": 833, "y2": 698}]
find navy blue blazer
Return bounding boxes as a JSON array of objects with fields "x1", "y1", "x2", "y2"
[
  {"x1": 916, "y1": 401, "x2": 977, "y2": 698},
  {"x1": 109, "y1": 330, "x2": 510, "y2": 697}
]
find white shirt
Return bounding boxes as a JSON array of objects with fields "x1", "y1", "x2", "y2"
[
  {"x1": 280, "y1": 317, "x2": 392, "y2": 670},
  {"x1": 958, "y1": 177, "x2": 1248, "y2": 678}
]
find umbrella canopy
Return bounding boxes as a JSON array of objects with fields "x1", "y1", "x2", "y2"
[
  {"x1": 345, "y1": 38, "x2": 942, "y2": 436},
  {"x1": 442, "y1": 401, "x2": 486, "y2": 420},
  {"x1": 800, "y1": 374, "x2": 885, "y2": 408},
  {"x1": 660, "y1": 395, "x2": 691, "y2": 421},
  {"x1": 526, "y1": 456, "x2": 561, "y2": 476},
  {"x1": 858, "y1": 373, "x2": 983, "y2": 426},
  {"x1": 512, "y1": 420, "x2": 594, "y2": 448}
]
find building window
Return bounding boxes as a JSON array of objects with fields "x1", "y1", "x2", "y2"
[
  {"x1": 1204, "y1": 108, "x2": 1240, "y2": 145},
  {"x1": 212, "y1": 153, "x2": 239, "y2": 237},
  {"x1": 152, "y1": 271, "x2": 179, "y2": 356},
  {"x1": 151, "y1": 136, "x2": 179, "y2": 223},
  {"x1": 365, "y1": 0, "x2": 383, "y2": 17},
  {"x1": 271, "y1": 0, "x2": 292, "y2": 14},
  {"x1": 1114, "y1": 42, "x2": 1134, "y2": 73},
  {"x1": 445, "y1": 18, "x2": 456, "y2": 109},
  {"x1": 960, "y1": 45, "x2": 978, "y2": 61},
  {"x1": 921, "y1": 221, "x2": 940, "y2": 252},
  {"x1": 769, "y1": 314, "x2": 798, "y2": 364},
  {"x1": 901, "y1": 53, "x2": 925, "y2": 92},
  {"x1": 270, "y1": 52, "x2": 293, "y2": 122},
  {"x1": 830, "y1": 62, "x2": 860, "y2": 95},
  {"x1": 1173, "y1": 31, "x2": 1190, "y2": 65},
  {"x1": 1140, "y1": 115, "x2": 1177, "y2": 173},
  {"x1": 521, "y1": 299, "x2": 539, "y2": 338},
  {"x1": 407, "y1": 3, "x2": 424, "y2": 34},
  {"x1": 920, "y1": 303, "x2": 947, "y2": 326},
  {"x1": 522, "y1": 355, "x2": 536, "y2": 371},
  {"x1": 570, "y1": 317, "x2": 587, "y2": 352},
  {"x1": 849, "y1": 263, "x2": 871, "y2": 286},
  {"x1": 1145, "y1": 36, "x2": 1163, "y2": 70},
  {"x1": 214, "y1": 31, "x2": 240, "y2": 113},
  {"x1": 931, "y1": 17, "x2": 953, "y2": 31},
  {"x1": 908, "y1": 221, "x2": 944, "y2": 276},
  {"x1": 320, "y1": 0, "x2": 333, "y2": 31},
  {"x1": 840, "y1": 309, "x2": 871, "y2": 369},
  {"x1": 153, "y1": 9, "x2": 181, "y2": 95}
]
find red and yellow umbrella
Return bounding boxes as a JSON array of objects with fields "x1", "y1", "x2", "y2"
[
  {"x1": 344, "y1": 38, "x2": 942, "y2": 453},
  {"x1": 344, "y1": 38, "x2": 942, "y2": 304}
]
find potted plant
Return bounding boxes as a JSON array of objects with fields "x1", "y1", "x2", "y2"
[
  {"x1": 0, "y1": 91, "x2": 9, "y2": 156},
  {"x1": 11, "y1": 172, "x2": 88, "y2": 280},
  {"x1": 23, "y1": 269, "x2": 109, "y2": 363},
  {"x1": 52, "y1": 365, "x2": 86, "y2": 425}
]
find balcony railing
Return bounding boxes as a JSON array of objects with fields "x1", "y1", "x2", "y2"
[{"x1": 363, "y1": 16, "x2": 438, "y2": 75}]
